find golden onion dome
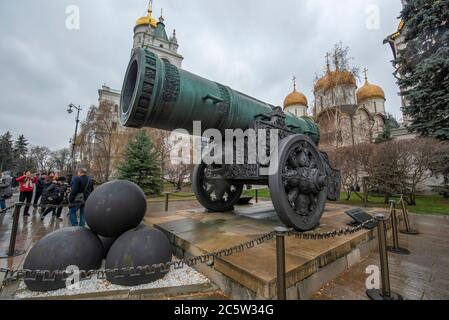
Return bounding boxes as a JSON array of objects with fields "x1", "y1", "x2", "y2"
[
  {"x1": 136, "y1": 8, "x2": 158, "y2": 28},
  {"x1": 284, "y1": 89, "x2": 308, "y2": 108},
  {"x1": 357, "y1": 78, "x2": 385, "y2": 103},
  {"x1": 314, "y1": 69, "x2": 356, "y2": 93}
]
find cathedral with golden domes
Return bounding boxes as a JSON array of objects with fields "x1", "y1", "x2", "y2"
[{"x1": 284, "y1": 61, "x2": 387, "y2": 152}]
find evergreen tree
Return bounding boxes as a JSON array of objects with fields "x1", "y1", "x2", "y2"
[
  {"x1": 0, "y1": 131, "x2": 14, "y2": 171},
  {"x1": 13, "y1": 134, "x2": 29, "y2": 173},
  {"x1": 396, "y1": 0, "x2": 449, "y2": 140},
  {"x1": 14, "y1": 135, "x2": 28, "y2": 156},
  {"x1": 375, "y1": 113, "x2": 400, "y2": 144},
  {"x1": 385, "y1": 113, "x2": 400, "y2": 130},
  {"x1": 116, "y1": 130, "x2": 163, "y2": 195}
]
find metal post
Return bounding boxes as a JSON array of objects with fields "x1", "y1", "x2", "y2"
[
  {"x1": 366, "y1": 214, "x2": 403, "y2": 300},
  {"x1": 362, "y1": 177, "x2": 368, "y2": 208},
  {"x1": 399, "y1": 195, "x2": 419, "y2": 235},
  {"x1": 391, "y1": 201, "x2": 400, "y2": 248},
  {"x1": 387, "y1": 201, "x2": 410, "y2": 255},
  {"x1": 275, "y1": 226, "x2": 288, "y2": 300},
  {"x1": 255, "y1": 189, "x2": 259, "y2": 204},
  {"x1": 67, "y1": 104, "x2": 82, "y2": 173},
  {"x1": 165, "y1": 192, "x2": 170, "y2": 212},
  {"x1": 0, "y1": 203, "x2": 26, "y2": 259}
]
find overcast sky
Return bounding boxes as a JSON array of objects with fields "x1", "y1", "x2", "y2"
[{"x1": 0, "y1": 0, "x2": 403, "y2": 150}]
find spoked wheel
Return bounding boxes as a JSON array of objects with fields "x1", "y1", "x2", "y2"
[
  {"x1": 269, "y1": 134, "x2": 328, "y2": 231},
  {"x1": 192, "y1": 163, "x2": 243, "y2": 212}
]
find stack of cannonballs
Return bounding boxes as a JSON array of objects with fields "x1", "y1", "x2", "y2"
[{"x1": 23, "y1": 180, "x2": 172, "y2": 292}]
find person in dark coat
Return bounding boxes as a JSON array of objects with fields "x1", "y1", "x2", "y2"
[
  {"x1": 38, "y1": 172, "x2": 55, "y2": 214},
  {"x1": 0, "y1": 172, "x2": 13, "y2": 210},
  {"x1": 56, "y1": 178, "x2": 69, "y2": 220},
  {"x1": 69, "y1": 168, "x2": 93, "y2": 227},
  {"x1": 40, "y1": 177, "x2": 66, "y2": 221},
  {"x1": 33, "y1": 173, "x2": 46, "y2": 210}
]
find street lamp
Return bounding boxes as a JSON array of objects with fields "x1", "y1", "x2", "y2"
[{"x1": 67, "y1": 103, "x2": 82, "y2": 173}]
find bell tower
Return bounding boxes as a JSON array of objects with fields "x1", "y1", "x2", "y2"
[{"x1": 133, "y1": 0, "x2": 184, "y2": 67}]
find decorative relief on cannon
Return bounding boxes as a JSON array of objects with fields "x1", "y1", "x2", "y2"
[{"x1": 162, "y1": 59, "x2": 180, "y2": 102}]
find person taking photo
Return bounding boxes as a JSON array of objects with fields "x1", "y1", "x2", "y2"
[{"x1": 16, "y1": 171, "x2": 37, "y2": 216}]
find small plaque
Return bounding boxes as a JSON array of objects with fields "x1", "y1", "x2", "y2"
[{"x1": 345, "y1": 208, "x2": 376, "y2": 229}]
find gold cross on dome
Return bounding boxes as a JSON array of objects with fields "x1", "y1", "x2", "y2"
[
  {"x1": 292, "y1": 76, "x2": 297, "y2": 90},
  {"x1": 363, "y1": 68, "x2": 369, "y2": 81},
  {"x1": 325, "y1": 53, "x2": 331, "y2": 70}
]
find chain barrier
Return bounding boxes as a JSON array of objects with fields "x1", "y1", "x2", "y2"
[
  {"x1": 0, "y1": 217, "x2": 377, "y2": 287},
  {"x1": 168, "y1": 193, "x2": 196, "y2": 199},
  {"x1": 1, "y1": 203, "x2": 71, "y2": 214},
  {"x1": 287, "y1": 218, "x2": 377, "y2": 240},
  {"x1": 0, "y1": 204, "x2": 17, "y2": 214}
]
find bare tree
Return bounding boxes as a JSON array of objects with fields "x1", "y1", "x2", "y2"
[
  {"x1": 429, "y1": 141, "x2": 449, "y2": 198},
  {"x1": 398, "y1": 138, "x2": 435, "y2": 204},
  {"x1": 29, "y1": 146, "x2": 55, "y2": 173},
  {"x1": 328, "y1": 146, "x2": 362, "y2": 200},
  {"x1": 82, "y1": 101, "x2": 119, "y2": 183},
  {"x1": 51, "y1": 148, "x2": 71, "y2": 174},
  {"x1": 348, "y1": 139, "x2": 441, "y2": 205},
  {"x1": 165, "y1": 163, "x2": 194, "y2": 191},
  {"x1": 329, "y1": 41, "x2": 360, "y2": 80},
  {"x1": 146, "y1": 128, "x2": 173, "y2": 179}
]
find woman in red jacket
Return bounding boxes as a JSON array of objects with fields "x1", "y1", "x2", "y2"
[{"x1": 16, "y1": 171, "x2": 37, "y2": 216}]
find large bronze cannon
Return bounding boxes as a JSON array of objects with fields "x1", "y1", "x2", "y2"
[{"x1": 120, "y1": 48, "x2": 341, "y2": 231}]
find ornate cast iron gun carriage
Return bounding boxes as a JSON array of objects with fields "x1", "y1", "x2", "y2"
[{"x1": 120, "y1": 48, "x2": 341, "y2": 231}]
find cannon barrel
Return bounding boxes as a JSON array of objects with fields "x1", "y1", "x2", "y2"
[{"x1": 120, "y1": 48, "x2": 320, "y2": 144}]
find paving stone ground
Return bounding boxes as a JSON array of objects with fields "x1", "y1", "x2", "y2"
[
  {"x1": 1, "y1": 193, "x2": 448, "y2": 300},
  {"x1": 312, "y1": 213, "x2": 449, "y2": 300}
]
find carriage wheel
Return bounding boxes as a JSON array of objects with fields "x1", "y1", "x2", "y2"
[
  {"x1": 192, "y1": 163, "x2": 243, "y2": 212},
  {"x1": 269, "y1": 134, "x2": 328, "y2": 231}
]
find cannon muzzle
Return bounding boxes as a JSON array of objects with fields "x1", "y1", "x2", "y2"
[{"x1": 120, "y1": 48, "x2": 320, "y2": 143}]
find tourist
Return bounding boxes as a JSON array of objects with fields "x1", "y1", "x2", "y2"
[
  {"x1": 56, "y1": 177, "x2": 69, "y2": 220},
  {"x1": 16, "y1": 171, "x2": 37, "y2": 216},
  {"x1": 68, "y1": 168, "x2": 93, "y2": 227},
  {"x1": 46, "y1": 172, "x2": 55, "y2": 184},
  {"x1": 40, "y1": 177, "x2": 66, "y2": 222},
  {"x1": 32, "y1": 173, "x2": 46, "y2": 210},
  {"x1": 0, "y1": 172, "x2": 13, "y2": 210}
]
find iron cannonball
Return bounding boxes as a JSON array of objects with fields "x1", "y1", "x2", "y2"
[
  {"x1": 85, "y1": 180, "x2": 147, "y2": 238},
  {"x1": 98, "y1": 235, "x2": 116, "y2": 258},
  {"x1": 105, "y1": 224, "x2": 172, "y2": 286},
  {"x1": 23, "y1": 227, "x2": 103, "y2": 292}
]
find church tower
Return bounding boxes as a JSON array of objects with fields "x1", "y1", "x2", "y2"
[
  {"x1": 133, "y1": 1, "x2": 184, "y2": 67},
  {"x1": 283, "y1": 77, "x2": 308, "y2": 117},
  {"x1": 356, "y1": 69, "x2": 386, "y2": 115},
  {"x1": 313, "y1": 55, "x2": 357, "y2": 116}
]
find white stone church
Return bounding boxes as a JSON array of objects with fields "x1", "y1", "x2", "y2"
[{"x1": 283, "y1": 64, "x2": 388, "y2": 152}]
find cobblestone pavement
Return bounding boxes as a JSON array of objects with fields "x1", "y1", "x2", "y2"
[
  {"x1": 2, "y1": 192, "x2": 448, "y2": 300},
  {"x1": 312, "y1": 213, "x2": 449, "y2": 300}
]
